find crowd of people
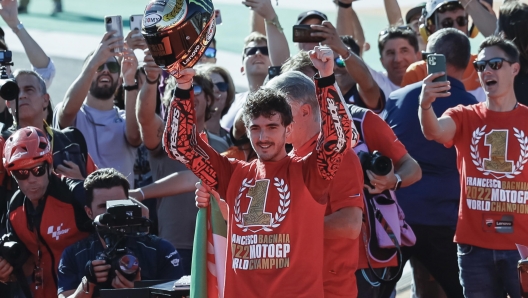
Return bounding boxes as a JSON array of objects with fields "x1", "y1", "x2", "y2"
[{"x1": 0, "y1": 0, "x2": 526, "y2": 297}]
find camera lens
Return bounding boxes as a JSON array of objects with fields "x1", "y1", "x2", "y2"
[
  {"x1": 131, "y1": 16, "x2": 134, "y2": 22},
  {"x1": 106, "y1": 17, "x2": 112, "y2": 24}
]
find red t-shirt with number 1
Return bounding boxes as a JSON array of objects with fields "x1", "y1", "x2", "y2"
[{"x1": 444, "y1": 102, "x2": 528, "y2": 250}]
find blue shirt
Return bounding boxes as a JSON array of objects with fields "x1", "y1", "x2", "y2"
[
  {"x1": 384, "y1": 77, "x2": 478, "y2": 228},
  {"x1": 57, "y1": 233, "x2": 184, "y2": 294}
]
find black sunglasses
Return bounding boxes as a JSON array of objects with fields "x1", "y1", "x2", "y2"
[
  {"x1": 12, "y1": 164, "x2": 48, "y2": 180},
  {"x1": 379, "y1": 25, "x2": 413, "y2": 37},
  {"x1": 473, "y1": 58, "x2": 514, "y2": 72},
  {"x1": 244, "y1": 46, "x2": 269, "y2": 57},
  {"x1": 97, "y1": 61, "x2": 120, "y2": 73},
  {"x1": 215, "y1": 82, "x2": 228, "y2": 92},
  {"x1": 440, "y1": 16, "x2": 468, "y2": 28}
]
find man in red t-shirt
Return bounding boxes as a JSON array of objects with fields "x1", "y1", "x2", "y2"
[
  {"x1": 419, "y1": 36, "x2": 526, "y2": 298},
  {"x1": 164, "y1": 46, "x2": 357, "y2": 298}
]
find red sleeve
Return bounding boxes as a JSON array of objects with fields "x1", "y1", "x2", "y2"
[
  {"x1": 85, "y1": 154, "x2": 97, "y2": 175},
  {"x1": 327, "y1": 148, "x2": 364, "y2": 213},
  {"x1": 442, "y1": 104, "x2": 466, "y2": 148},
  {"x1": 162, "y1": 87, "x2": 235, "y2": 198},
  {"x1": 302, "y1": 75, "x2": 359, "y2": 203},
  {"x1": 363, "y1": 111, "x2": 407, "y2": 162}
]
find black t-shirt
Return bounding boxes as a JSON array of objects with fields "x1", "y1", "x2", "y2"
[
  {"x1": 515, "y1": 72, "x2": 528, "y2": 106},
  {"x1": 0, "y1": 108, "x2": 13, "y2": 131}
]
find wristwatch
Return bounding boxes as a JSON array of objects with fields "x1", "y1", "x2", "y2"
[
  {"x1": 392, "y1": 173, "x2": 402, "y2": 191},
  {"x1": 123, "y1": 82, "x2": 139, "y2": 91},
  {"x1": 334, "y1": 0, "x2": 352, "y2": 8}
]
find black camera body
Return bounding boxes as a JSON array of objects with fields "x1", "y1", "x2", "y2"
[
  {"x1": 0, "y1": 233, "x2": 29, "y2": 268},
  {"x1": 0, "y1": 50, "x2": 18, "y2": 101},
  {"x1": 358, "y1": 150, "x2": 393, "y2": 187},
  {"x1": 86, "y1": 200, "x2": 150, "y2": 287}
]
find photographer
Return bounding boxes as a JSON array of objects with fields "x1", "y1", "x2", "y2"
[
  {"x1": 1, "y1": 126, "x2": 92, "y2": 298},
  {"x1": 57, "y1": 168, "x2": 183, "y2": 298}
]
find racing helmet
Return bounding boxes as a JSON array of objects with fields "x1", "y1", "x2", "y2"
[
  {"x1": 142, "y1": 0, "x2": 216, "y2": 76},
  {"x1": 3, "y1": 127, "x2": 52, "y2": 172}
]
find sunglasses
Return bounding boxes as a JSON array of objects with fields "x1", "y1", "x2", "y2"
[
  {"x1": 193, "y1": 85, "x2": 202, "y2": 95},
  {"x1": 379, "y1": 25, "x2": 413, "y2": 37},
  {"x1": 215, "y1": 82, "x2": 228, "y2": 92},
  {"x1": 244, "y1": 46, "x2": 269, "y2": 57},
  {"x1": 12, "y1": 164, "x2": 48, "y2": 181},
  {"x1": 204, "y1": 47, "x2": 217, "y2": 58},
  {"x1": 473, "y1": 58, "x2": 514, "y2": 72},
  {"x1": 335, "y1": 57, "x2": 346, "y2": 68},
  {"x1": 96, "y1": 61, "x2": 120, "y2": 73},
  {"x1": 440, "y1": 16, "x2": 468, "y2": 28}
]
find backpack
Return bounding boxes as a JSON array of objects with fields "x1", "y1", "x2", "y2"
[{"x1": 349, "y1": 105, "x2": 416, "y2": 282}]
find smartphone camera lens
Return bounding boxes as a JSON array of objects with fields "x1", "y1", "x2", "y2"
[
  {"x1": 131, "y1": 16, "x2": 134, "y2": 22},
  {"x1": 106, "y1": 17, "x2": 112, "y2": 24}
]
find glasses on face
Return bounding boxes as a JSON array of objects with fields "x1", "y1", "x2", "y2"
[
  {"x1": 204, "y1": 47, "x2": 217, "y2": 58},
  {"x1": 335, "y1": 56, "x2": 346, "y2": 68},
  {"x1": 96, "y1": 62, "x2": 120, "y2": 73},
  {"x1": 473, "y1": 57, "x2": 514, "y2": 72},
  {"x1": 215, "y1": 82, "x2": 228, "y2": 92},
  {"x1": 193, "y1": 85, "x2": 203, "y2": 95},
  {"x1": 440, "y1": 16, "x2": 468, "y2": 28},
  {"x1": 244, "y1": 46, "x2": 269, "y2": 57},
  {"x1": 12, "y1": 164, "x2": 47, "y2": 181}
]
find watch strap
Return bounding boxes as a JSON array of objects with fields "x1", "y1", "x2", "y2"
[
  {"x1": 392, "y1": 173, "x2": 402, "y2": 191},
  {"x1": 123, "y1": 82, "x2": 139, "y2": 91},
  {"x1": 336, "y1": 1, "x2": 352, "y2": 8}
]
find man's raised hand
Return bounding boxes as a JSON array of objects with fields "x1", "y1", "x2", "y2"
[{"x1": 309, "y1": 45, "x2": 334, "y2": 78}]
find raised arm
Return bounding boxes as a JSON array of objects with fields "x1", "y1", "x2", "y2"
[
  {"x1": 162, "y1": 69, "x2": 232, "y2": 193},
  {"x1": 57, "y1": 32, "x2": 123, "y2": 128},
  {"x1": 313, "y1": 21, "x2": 382, "y2": 110},
  {"x1": 136, "y1": 51, "x2": 165, "y2": 150},
  {"x1": 0, "y1": 0, "x2": 55, "y2": 84},
  {"x1": 129, "y1": 170, "x2": 198, "y2": 201},
  {"x1": 460, "y1": 0, "x2": 497, "y2": 38},
  {"x1": 335, "y1": 1, "x2": 366, "y2": 53},
  {"x1": 244, "y1": 0, "x2": 290, "y2": 66},
  {"x1": 309, "y1": 46, "x2": 358, "y2": 180},
  {"x1": 383, "y1": 0, "x2": 404, "y2": 26},
  {"x1": 419, "y1": 73, "x2": 457, "y2": 144},
  {"x1": 121, "y1": 44, "x2": 141, "y2": 147}
]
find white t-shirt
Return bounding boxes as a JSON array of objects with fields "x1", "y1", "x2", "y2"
[
  {"x1": 220, "y1": 91, "x2": 249, "y2": 131},
  {"x1": 368, "y1": 65, "x2": 400, "y2": 100},
  {"x1": 53, "y1": 102, "x2": 137, "y2": 186}
]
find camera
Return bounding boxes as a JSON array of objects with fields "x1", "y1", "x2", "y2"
[
  {"x1": 0, "y1": 50, "x2": 18, "y2": 101},
  {"x1": 85, "y1": 200, "x2": 151, "y2": 287},
  {"x1": 358, "y1": 151, "x2": 393, "y2": 187},
  {"x1": 0, "y1": 233, "x2": 29, "y2": 268}
]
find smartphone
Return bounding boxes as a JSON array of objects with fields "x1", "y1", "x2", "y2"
[
  {"x1": 426, "y1": 54, "x2": 447, "y2": 83},
  {"x1": 268, "y1": 66, "x2": 281, "y2": 80},
  {"x1": 129, "y1": 14, "x2": 143, "y2": 31},
  {"x1": 292, "y1": 25, "x2": 325, "y2": 43},
  {"x1": 215, "y1": 9, "x2": 222, "y2": 25},
  {"x1": 105, "y1": 15, "x2": 124, "y2": 54}
]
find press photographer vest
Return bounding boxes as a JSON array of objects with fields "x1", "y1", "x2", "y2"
[{"x1": 8, "y1": 174, "x2": 91, "y2": 298}]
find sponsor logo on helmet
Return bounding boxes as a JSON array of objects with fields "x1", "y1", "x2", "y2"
[
  {"x1": 204, "y1": 18, "x2": 215, "y2": 44},
  {"x1": 163, "y1": 0, "x2": 187, "y2": 24},
  {"x1": 181, "y1": 43, "x2": 202, "y2": 67},
  {"x1": 144, "y1": 13, "x2": 162, "y2": 27}
]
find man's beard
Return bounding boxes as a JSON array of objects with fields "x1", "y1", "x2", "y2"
[{"x1": 89, "y1": 75, "x2": 118, "y2": 100}]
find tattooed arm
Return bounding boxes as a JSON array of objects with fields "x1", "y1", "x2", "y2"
[
  {"x1": 308, "y1": 46, "x2": 358, "y2": 181},
  {"x1": 162, "y1": 69, "x2": 234, "y2": 195}
]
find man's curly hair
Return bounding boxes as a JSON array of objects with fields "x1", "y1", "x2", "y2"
[{"x1": 242, "y1": 88, "x2": 293, "y2": 128}]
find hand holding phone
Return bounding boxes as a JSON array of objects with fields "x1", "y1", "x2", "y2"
[
  {"x1": 105, "y1": 15, "x2": 124, "y2": 54},
  {"x1": 426, "y1": 54, "x2": 447, "y2": 83},
  {"x1": 292, "y1": 25, "x2": 325, "y2": 43}
]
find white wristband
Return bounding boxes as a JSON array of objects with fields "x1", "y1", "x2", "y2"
[{"x1": 138, "y1": 188, "x2": 145, "y2": 200}]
